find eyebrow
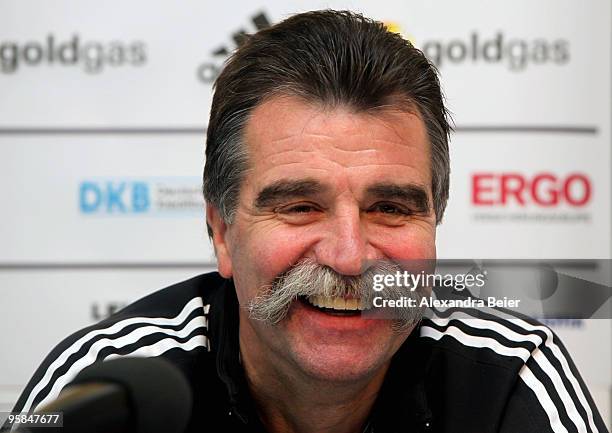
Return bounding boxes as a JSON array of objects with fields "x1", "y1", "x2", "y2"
[
  {"x1": 365, "y1": 183, "x2": 431, "y2": 213},
  {"x1": 254, "y1": 179, "x2": 327, "y2": 209}
]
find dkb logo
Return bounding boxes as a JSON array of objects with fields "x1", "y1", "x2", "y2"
[{"x1": 79, "y1": 181, "x2": 150, "y2": 213}]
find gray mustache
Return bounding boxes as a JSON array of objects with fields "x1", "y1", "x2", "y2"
[{"x1": 247, "y1": 259, "x2": 425, "y2": 331}]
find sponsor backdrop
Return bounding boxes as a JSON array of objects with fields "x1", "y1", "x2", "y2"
[{"x1": 0, "y1": 0, "x2": 610, "y2": 426}]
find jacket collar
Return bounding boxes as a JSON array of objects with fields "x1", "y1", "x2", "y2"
[{"x1": 209, "y1": 278, "x2": 253, "y2": 424}]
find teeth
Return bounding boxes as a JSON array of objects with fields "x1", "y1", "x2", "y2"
[
  {"x1": 319, "y1": 296, "x2": 334, "y2": 309},
  {"x1": 344, "y1": 298, "x2": 356, "y2": 310},
  {"x1": 334, "y1": 298, "x2": 346, "y2": 310},
  {"x1": 306, "y1": 296, "x2": 368, "y2": 311}
]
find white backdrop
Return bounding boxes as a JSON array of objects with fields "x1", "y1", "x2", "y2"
[{"x1": 0, "y1": 0, "x2": 610, "y2": 426}]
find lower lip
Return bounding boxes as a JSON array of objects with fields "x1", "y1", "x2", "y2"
[{"x1": 291, "y1": 298, "x2": 384, "y2": 334}]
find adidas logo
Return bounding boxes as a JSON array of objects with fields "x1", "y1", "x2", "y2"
[{"x1": 197, "y1": 11, "x2": 272, "y2": 83}]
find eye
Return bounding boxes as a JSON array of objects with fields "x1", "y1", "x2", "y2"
[
  {"x1": 284, "y1": 204, "x2": 318, "y2": 214},
  {"x1": 275, "y1": 202, "x2": 324, "y2": 225},
  {"x1": 376, "y1": 204, "x2": 403, "y2": 214},
  {"x1": 369, "y1": 203, "x2": 411, "y2": 216},
  {"x1": 365, "y1": 202, "x2": 415, "y2": 226}
]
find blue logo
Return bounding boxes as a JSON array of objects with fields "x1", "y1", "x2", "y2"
[
  {"x1": 79, "y1": 181, "x2": 150, "y2": 213},
  {"x1": 78, "y1": 178, "x2": 203, "y2": 217}
]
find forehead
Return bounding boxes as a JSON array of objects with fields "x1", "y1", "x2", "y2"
[{"x1": 243, "y1": 95, "x2": 431, "y2": 189}]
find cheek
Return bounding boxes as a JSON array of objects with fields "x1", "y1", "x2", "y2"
[
  {"x1": 236, "y1": 227, "x2": 314, "y2": 286},
  {"x1": 372, "y1": 227, "x2": 436, "y2": 261}
]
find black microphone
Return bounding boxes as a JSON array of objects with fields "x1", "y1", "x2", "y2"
[{"x1": 24, "y1": 357, "x2": 193, "y2": 433}]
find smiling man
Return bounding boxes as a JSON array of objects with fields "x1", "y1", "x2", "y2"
[
  {"x1": 202, "y1": 11, "x2": 445, "y2": 432},
  {"x1": 206, "y1": 96, "x2": 435, "y2": 432},
  {"x1": 8, "y1": 9, "x2": 607, "y2": 433}
]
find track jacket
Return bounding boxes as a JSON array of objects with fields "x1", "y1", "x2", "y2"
[{"x1": 5, "y1": 272, "x2": 608, "y2": 433}]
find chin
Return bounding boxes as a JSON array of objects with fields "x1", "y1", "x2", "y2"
[
  {"x1": 289, "y1": 345, "x2": 392, "y2": 383},
  {"x1": 281, "y1": 301, "x2": 407, "y2": 383}
]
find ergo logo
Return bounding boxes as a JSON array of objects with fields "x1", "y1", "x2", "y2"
[{"x1": 472, "y1": 173, "x2": 592, "y2": 207}]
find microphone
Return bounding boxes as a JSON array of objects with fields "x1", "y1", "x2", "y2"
[{"x1": 23, "y1": 357, "x2": 193, "y2": 433}]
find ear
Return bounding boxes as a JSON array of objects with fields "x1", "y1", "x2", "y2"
[{"x1": 206, "y1": 203, "x2": 233, "y2": 279}]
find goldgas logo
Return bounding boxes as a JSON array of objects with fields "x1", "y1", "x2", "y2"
[
  {"x1": 419, "y1": 32, "x2": 569, "y2": 71},
  {"x1": 78, "y1": 178, "x2": 203, "y2": 216},
  {"x1": 471, "y1": 172, "x2": 592, "y2": 223},
  {"x1": 0, "y1": 35, "x2": 146, "y2": 74},
  {"x1": 196, "y1": 11, "x2": 271, "y2": 83},
  {"x1": 382, "y1": 23, "x2": 570, "y2": 72}
]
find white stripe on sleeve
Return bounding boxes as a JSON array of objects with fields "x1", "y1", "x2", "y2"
[{"x1": 19, "y1": 298, "x2": 207, "y2": 414}]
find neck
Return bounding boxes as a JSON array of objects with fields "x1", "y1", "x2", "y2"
[{"x1": 239, "y1": 327, "x2": 390, "y2": 433}]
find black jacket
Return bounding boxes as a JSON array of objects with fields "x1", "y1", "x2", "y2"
[{"x1": 6, "y1": 273, "x2": 608, "y2": 433}]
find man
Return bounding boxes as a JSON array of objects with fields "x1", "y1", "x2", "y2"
[{"x1": 6, "y1": 10, "x2": 607, "y2": 433}]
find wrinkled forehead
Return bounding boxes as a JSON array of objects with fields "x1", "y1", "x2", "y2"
[{"x1": 242, "y1": 95, "x2": 432, "y2": 192}]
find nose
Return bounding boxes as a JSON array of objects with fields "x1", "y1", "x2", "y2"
[{"x1": 313, "y1": 207, "x2": 371, "y2": 276}]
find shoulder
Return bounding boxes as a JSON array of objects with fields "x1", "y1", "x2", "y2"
[
  {"x1": 418, "y1": 304, "x2": 607, "y2": 433},
  {"x1": 11, "y1": 272, "x2": 227, "y2": 415},
  {"x1": 117, "y1": 272, "x2": 226, "y2": 318},
  {"x1": 419, "y1": 303, "x2": 549, "y2": 368}
]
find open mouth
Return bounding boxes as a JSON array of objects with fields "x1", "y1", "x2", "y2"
[{"x1": 299, "y1": 295, "x2": 370, "y2": 316}]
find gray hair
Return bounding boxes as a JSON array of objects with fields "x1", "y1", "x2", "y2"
[
  {"x1": 204, "y1": 10, "x2": 452, "y2": 235},
  {"x1": 248, "y1": 259, "x2": 426, "y2": 332}
]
